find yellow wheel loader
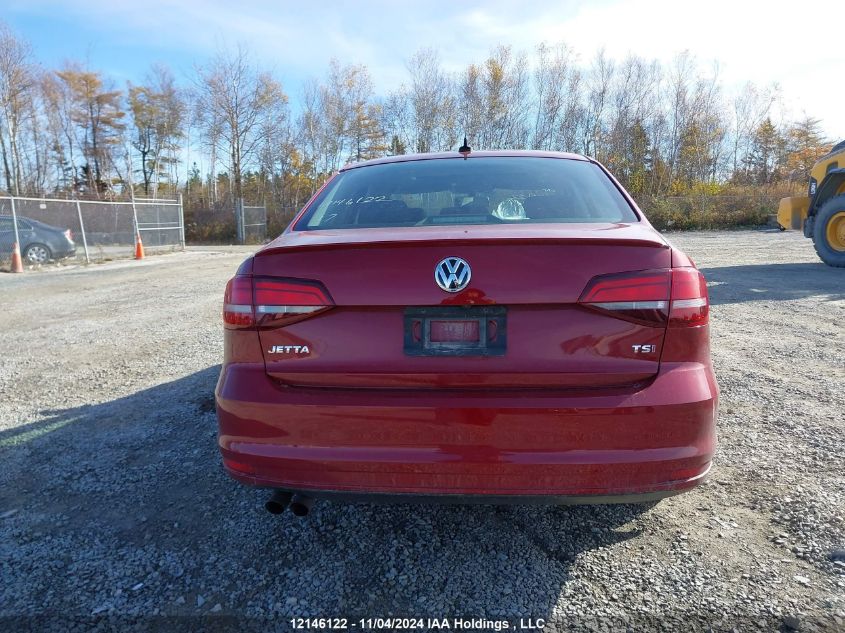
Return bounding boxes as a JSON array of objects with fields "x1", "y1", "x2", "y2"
[{"x1": 778, "y1": 140, "x2": 845, "y2": 267}]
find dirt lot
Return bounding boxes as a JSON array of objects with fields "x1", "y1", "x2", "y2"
[{"x1": 0, "y1": 230, "x2": 843, "y2": 632}]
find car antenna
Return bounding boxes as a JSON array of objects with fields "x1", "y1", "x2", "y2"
[{"x1": 458, "y1": 136, "x2": 471, "y2": 159}]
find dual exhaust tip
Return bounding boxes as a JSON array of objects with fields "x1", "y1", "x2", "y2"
[{"x1": 265, "y1": 490, "x2": 314, "y2": 517}]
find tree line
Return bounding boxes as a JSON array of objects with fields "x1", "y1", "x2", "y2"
[{"x1": 0, "y1": 20, "x2": 835, "y2": 226}]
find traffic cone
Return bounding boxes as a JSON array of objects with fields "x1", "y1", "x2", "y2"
[
  {"x1": 134, "y1": 233, "x2": 145, "y2": 260},
  {"x1": 10, "y1": 242, "x2": 24, "y2": 273}
]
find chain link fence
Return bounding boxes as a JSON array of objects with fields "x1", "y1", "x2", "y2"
[
  {"x1": 1, "y1": 195, "x2": 184, "y2": 267},
  {"x1": 232, "y1": 200, "x2": 268, "y2": 244},
  {"x1": 184, "y1": 201, "x2": 268, "y2": 244},
  {"x1": 241, "y1": 205, "x2": 267, "y2": 243}
]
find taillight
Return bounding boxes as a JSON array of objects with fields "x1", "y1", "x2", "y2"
[
  {"x1": 578, "y1": 270, "x2": 671, "y2": 326},
  {"x1": 223, "y1": 277, "x2": 254, "y2": 328},
  {"x1": 64, "y1": 229, "x2": 73, "y2": 241},
  {"x1": 668, "y1": 268, "x2": 709, "y2": 327},
  {"x1": 578, "y1": 268, "x2": 709, "y2": 328},
  {"x1": 223, "y1": 276, "x2": 333, "y2": 330},
  {"x1": 253, "y1": 278, "x2": 333, "y2": 327}
]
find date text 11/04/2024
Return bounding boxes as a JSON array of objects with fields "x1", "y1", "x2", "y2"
[{"x1": 290, "y1": 617, "x2": 547, "y2": 630}]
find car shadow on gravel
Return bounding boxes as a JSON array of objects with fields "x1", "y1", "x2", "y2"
[
  {"x1": 701, "y1": 262, "x2": 845, "y2": 305},
  {"x1": 0, "y1": 365, "x2": 659, "y2": 627}
]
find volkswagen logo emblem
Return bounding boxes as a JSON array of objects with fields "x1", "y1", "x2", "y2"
[{"x1": 434, "y1": 257, "x2": 471, "y2": 292}]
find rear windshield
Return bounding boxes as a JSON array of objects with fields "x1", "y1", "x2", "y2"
[{"x1": 296, "y1": 157, "x2": 638, "y2": 230}]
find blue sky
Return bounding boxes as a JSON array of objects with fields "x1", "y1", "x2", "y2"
[{"x1": 5, "y1": 0, "x2": 845, "y2": 140}]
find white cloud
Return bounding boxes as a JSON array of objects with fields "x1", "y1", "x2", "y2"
[
  {"x1": 8, "y1": 0, "x2": 845, "y2": 138},
  {"x1": 450, "y1": 0, "x2": 845, "y2": 137}
]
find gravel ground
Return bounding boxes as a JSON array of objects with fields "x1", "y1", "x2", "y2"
[{"x1": 0, "y1": 230, "x2": 843, "y2": 632}]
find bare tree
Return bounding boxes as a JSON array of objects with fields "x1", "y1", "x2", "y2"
[
  {"x1": 407, "y1": 48, "x2": 456, "y2": 152},
  {"x1": 296, "y1": 60, "x2": 384, "y2": 178},
  {"x1": 321, "y1": 60, "x2": 382, "y2": 168},
  {"x1": 459, "y1": 63, "x2": 484, "y2": 147},
  {"x1": 0, "y1": 21, "x2": 37, "y2": 194},
  {"x1": 480, "y1": 46, "x2": 530, "y2": 149},
  {"x1": 731, "y1": 81, "x2": 778, "y2": 181},
  {"x1": 381, "y1": 88, "x2": 412, "y2": 155},
  {"x1": 661, "y1": 51, "x2": 695, "y2": 192},
  {"x1": 532, "y1": 43, "x2": 577, "y2": 151},
  {"x1": 193, "y1": 44, "x2": 288, "y2": 205},
  {"x1": 583, "y1": 50, "x2": 614, "y2": 160},
  {"x1": 40, "y1": 71, "x2": 77, "y2": 191},
  {"x1": 297, "y1": 77, "x2": 322, "y2": 184}
]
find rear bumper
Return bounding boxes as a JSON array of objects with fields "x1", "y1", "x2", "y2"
[
  {"x1": 58, "y1": 241, "x2": 77, "y2": 258},
  {"x1": 229, "y1": 485, "x2": 703, "y2": 506},
  {"x1": 216, "y1": 363, "x2": 718, "y2": 500},
  {"x1": 48, "y1": 241, "x2": 76, "y2": 259}
]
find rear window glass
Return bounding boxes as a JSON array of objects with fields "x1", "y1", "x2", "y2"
[
  {"x1": 296, "y1": 157, "x2": 638, "y2": 230},
  {"x1": 0, "y1": 217, "x2": 31, "y2": 230}
]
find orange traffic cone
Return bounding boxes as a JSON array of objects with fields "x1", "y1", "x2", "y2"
[
  {"x1": 134, "y1": 233, "x2": 145, "y2": 260},
  {"x1": 10, "y1": 242, "x2": 24, "y2": 273}
]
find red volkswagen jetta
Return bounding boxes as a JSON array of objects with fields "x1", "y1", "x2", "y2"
[{"x1": 216, "y1": 151, "x2": 717, "y2": 516}]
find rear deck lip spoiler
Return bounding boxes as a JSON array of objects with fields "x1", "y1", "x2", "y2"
[{"x1": 256, "y1": 236, "x2": 671, "y2": 256}]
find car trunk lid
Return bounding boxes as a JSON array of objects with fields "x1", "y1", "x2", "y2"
[{"x1": 253, "y1": 223, "x2": 671, "y2": 389}]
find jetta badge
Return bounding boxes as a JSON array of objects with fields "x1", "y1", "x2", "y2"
[{"x1": 434, "y1": 257, "x2": 471, "y2": 292}]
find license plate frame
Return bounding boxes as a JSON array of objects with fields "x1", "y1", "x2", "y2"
[{"x1": 403, "y1": 306, "x2": 507, "y2": 356}]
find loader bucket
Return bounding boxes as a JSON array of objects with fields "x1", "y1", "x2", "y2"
[{"x1": 777, "y1": 196, "x2": 810, "y2": 231}]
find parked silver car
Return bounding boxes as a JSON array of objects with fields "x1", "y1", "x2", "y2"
[{"x1": 0, "y1": 215, "x2": 77, "y2": 264}]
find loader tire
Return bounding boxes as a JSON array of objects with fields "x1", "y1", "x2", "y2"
[{"x1": 812, "y1": 195, "x2": 845, "y2": 267}]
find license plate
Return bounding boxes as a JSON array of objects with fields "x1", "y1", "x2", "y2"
[{"x1": 403, "y1": 306, "x2": 507, "y2": 356}]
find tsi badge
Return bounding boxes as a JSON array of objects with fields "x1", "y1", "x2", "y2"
[
  {"x1": 632, "y1": 344, "x2": 657, "y2": 354},
  {"x1": 268, "y1": 345, "x2": 310, "y2": 355}
]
